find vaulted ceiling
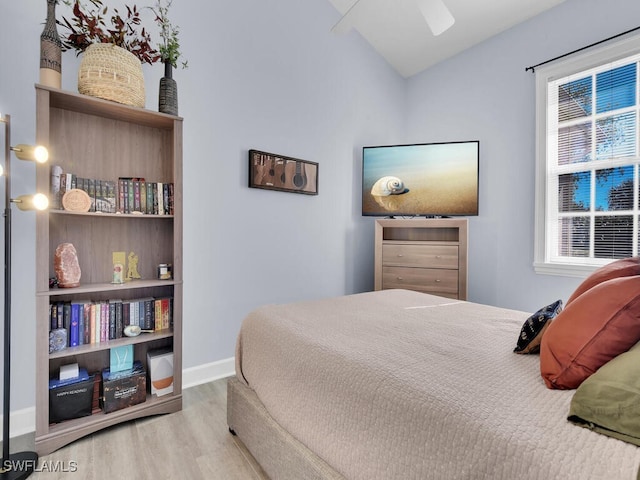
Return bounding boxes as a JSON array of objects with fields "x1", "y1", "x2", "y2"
[{"x1": 327, "y1": 0, "x2": 567, "y2": 77}]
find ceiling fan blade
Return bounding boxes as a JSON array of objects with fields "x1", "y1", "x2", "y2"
[
  {"x1": 417, "y1": 0, "x2": 455, "y2": 36},
  {"x1": 331, "y1": 0, "x2": 366, "y2": 34}
]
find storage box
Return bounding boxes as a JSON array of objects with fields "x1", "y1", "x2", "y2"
[
  {"x1": 101, "y1": 361, "x2": 146, "y2": 414},
  {"x1": 147, "y1": 348, "x2": 174, "y2": 397},
  {"x1": 49, "y1": 370, "x2": 94, "y2": 424}
]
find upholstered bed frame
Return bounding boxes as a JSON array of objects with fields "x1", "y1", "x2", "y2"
[{"x1": 227, "y1": 375, "x2": 343, "y2": 480}]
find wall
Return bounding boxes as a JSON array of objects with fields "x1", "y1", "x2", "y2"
[
  {"x1": 406, "y1": 0, "x2": 640, "y2": 311},
  {"x1": 0, "y1": 0, "x2": 406, "y2": 419}
]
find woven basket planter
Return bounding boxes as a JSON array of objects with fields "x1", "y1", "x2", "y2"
[{"x1": 78, "y1": 43, "x2": 145, "y2": 107}]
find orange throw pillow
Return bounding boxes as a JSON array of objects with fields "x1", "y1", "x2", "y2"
[
  {"x1": 540, "y1": 275, "x2": 640, "y2": 389},
  {"x1": 566, "y1": 257, "x2": 640, "y2": 305}
]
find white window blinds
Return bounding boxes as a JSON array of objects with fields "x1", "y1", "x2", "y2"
[{"x1": 534, "y1": 35, "x2": 640, "y2": 276}]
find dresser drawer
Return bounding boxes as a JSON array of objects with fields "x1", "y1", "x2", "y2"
[
  {"x1": 382, "y1": 266, "x2": 458, "y2": 296},
  {"x1": 382, "y1": 244, "x2": 458, "y2": 269}
]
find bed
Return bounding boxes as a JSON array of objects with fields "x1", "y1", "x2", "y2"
[{"x1": 227, "y1": 288, "x2": 640, "y2": 479}]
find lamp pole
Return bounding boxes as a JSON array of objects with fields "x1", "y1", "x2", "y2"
[{"x1": 0, "y1": 114, "x2": 38, "y2": 479}]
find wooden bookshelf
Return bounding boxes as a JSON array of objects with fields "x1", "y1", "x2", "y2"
[{"x1": 34, "y1": 85, "x2": 183, "y2": 455}]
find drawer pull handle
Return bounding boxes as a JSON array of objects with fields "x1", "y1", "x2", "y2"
[
  {"x1": 435, "y1": 279, "x2": 441, "y2": 283},
  {"x1": 397, "y1": 277, "x2": 403, "y2": 281},
  {"x1": 397, "y1": 254, "x2": 403, "y2": 257},
  {"x1": 435, "y1": 255, "x2": 442, "y2": 259}
]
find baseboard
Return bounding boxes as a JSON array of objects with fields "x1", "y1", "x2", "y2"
[
  {"x1": 1, "y1": 406, "x2": 35, "y2": 442},
  {"x1": 0, "y1": 357, "x2": 236, "y2": 441},
  {"x1": 182, "y1": 356, "x2": 236, "y2": 388}
]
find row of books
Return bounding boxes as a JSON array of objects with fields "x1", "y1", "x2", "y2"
[
  {"x1": 52, "y1": 170, "x2": 174, "y2": 215},
  {"x1": 49, "y1": 297, "x2": 173, "y2": 348}
]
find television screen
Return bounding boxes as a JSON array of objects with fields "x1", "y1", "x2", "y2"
[{"x1": 362, "y1": 141, "x2": 479, "y2": 217}]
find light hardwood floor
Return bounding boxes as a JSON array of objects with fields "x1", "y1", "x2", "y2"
[{"x1": 5, "y1": 379, "x2": 268, "y2": 479}]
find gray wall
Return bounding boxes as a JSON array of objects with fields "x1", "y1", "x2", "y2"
[
  {"x1": 406, "y1": 0, "x2": 640, "y2": 311},
  {"x1": 0, "y1": 0, "x2": 406, "y2": 413}
]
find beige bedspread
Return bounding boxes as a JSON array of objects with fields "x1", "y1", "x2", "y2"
[{"x1": 235, "y1": 289, "x2": 640, "y2": 479}]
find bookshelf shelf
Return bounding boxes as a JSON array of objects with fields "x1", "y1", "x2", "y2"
[
  {"x1": 49, "y1": 209, "x2": 174, "y2": 219},
  {"x1": 34, "y1": 85, "x2": 183, "y2": 456},
  {"x1": 39, "y1": 279, "x2": 181, "y2": 297},
  {"x1": 48, "y1": 329, "x2": 174, "y2": 359}
]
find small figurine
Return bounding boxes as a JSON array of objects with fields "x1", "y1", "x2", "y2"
[
  {"x1": 127, "y1": 251, "x2": 141, "y2": 280},
  {"x1": 112, "y1": 251, "x2": 126, "y2": 284}
]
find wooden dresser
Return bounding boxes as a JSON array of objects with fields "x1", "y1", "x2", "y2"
[{"x1": 374, "y1": 218, "x2": 468, "y2": 300}]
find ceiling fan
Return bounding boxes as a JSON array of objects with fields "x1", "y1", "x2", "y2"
[{"x1": 331, "y1": 0, "x2": 455, "y2": 36}]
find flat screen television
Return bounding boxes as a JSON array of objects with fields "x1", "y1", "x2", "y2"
[{"x1": 362, "y1": 141, "x2": 479, "y2": 217}]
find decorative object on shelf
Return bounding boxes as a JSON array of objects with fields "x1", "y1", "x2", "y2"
[
  {"x1": 126, "y1": 251, "x2": 141, "y2": 280},
  {"x1": 61, "y1": 188, "x2": 91, "y2": 212},
  {"x1": 157, "y1": 263, "x2": 172, "y2": 280},
  {"x1": 110, "y1": 345, "x2": 134, "y2": 373},
  {"x1": 151, "y1": 0, "x2": 187, "y2": 115},
  {"x1": 50, "y1": 165, "x2": 63, "y2": 209},
  {"x1": 1, "y1": 113, "x2": 50, "y2": 479},
  {"x1": 59, "y1": 0, "x2": 161, "y2": 106},
  {"x1": 249, "y1": 149, "x2": 319, "y2": 195},
  {"x1": 40, "y1": 0, "x2": 63, "y2": 88},
  {"x1": 54, "y1": 242, "x2": 81, "y2": 288},
  {"x1": 123, "y1": 325, "x2": 142, "y2": 337},
  {"x1": 112, "y1": 251, "x2": 126, "y2": 284},
  {"x1": 78, "y1": 43, "x2": 147, "y2": 107},
  {"x1": 48, "y1": 328, "x2": 67, "y2": 354},
  {"x1": 147, "y1": 348, "x2": 174, "y2": 396},
  {"x1": 158, "y1": 62, "x2": 178, "y2": 115}
]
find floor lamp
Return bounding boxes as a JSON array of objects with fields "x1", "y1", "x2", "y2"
[{"x1": 0, "y1": 113, "x2": 49, "y2": 480}]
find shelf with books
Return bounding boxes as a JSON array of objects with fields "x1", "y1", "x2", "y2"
[
  {"x1": 34, "y1": 85, "x2": 183, "y2": 456},
  {"x1": 48, "y1": 329, "x2": 174, "y2": 360}
]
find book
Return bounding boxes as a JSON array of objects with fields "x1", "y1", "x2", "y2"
[
  {"x1": 146, "y1": 181, "x2": 154, "y2": 214},
  {"x1": 69, "y1": 302, "x2": 80, "y2": 347},
  {"x1": 157, "y1": 182, "x2": 164, "y2": 215},
  {"x1": 140, "y1": 181, "x2": 147, "y2": 214},
  {"x1": 143, "y1": 298, "x2": 155, "y2": 330},
  {"x1": 50, "y1": 303, "x2": 58, "y2": 331},
  {"x1": 117, "y1": 178, "x2": 126, "y2": 213},
  {"x1": 90, "y1": 303, "x2": 97, "y2": 344},
  {"x1": 108, "y1": 300, "x2": 116, "y2": 340},
  {"x1": 87, "y1": 178, "x2": 96, "y2": 212},
  {"x1": 100, "y1": 302, "x2": 108, "y2": 343},
  {"x1": 133, "y1": 180, "x2": 141, "y2": 212},
  {"x1": 83, "y1": 303, "x2": 91, "y2": 345},
  {"x1": 104, "y1": 180, "x2": 117, "y2": 213}
]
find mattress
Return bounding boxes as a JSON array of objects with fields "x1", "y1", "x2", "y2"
[{"x1": 234, "y1": 289, "x2": 640, "y2": 479}]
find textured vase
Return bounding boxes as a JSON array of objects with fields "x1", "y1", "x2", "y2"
[
  {"x1": 159, "y1": 62, "x2": 178, "y2": 115},
  {"x1": 40, "y1": 0, "x2": 62, "y2": 88}
]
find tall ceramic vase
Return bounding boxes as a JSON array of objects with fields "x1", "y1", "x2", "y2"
[
  {"x1": 159, "y1": 62, "x2": 178, "y2": 116},
  {"x1": 40, "y1": 0, "x2": 62, "y2": 88}
]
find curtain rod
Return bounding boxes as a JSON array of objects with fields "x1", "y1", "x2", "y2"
[{"x1": 525, "y1": 25, "x2": 640, "y2": 73}]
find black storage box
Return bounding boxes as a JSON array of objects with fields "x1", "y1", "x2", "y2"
[
  {"x1": 49, "y1": 375, "x2": 94, "y2": 424},
  {"x1": 101, "y1": 360, "x2": 146, "y2": 414}
]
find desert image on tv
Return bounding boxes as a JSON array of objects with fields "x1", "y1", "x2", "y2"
[{"x1": 362, "y1": 143, "x2": 478, "y2": 216}]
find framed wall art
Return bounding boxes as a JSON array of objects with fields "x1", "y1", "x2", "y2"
[{"x1": 249, "y1": 149, "x2": 318, "y2": 195}]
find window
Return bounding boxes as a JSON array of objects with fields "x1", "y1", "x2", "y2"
[{"x1": 534, "y1": 35, "x2": 640, "y2": 276}]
